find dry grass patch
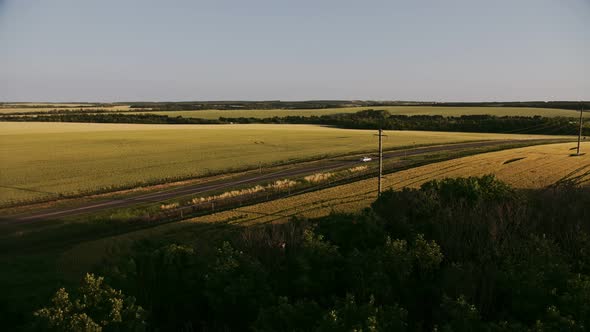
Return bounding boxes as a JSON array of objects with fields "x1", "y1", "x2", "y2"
[
  {"x1": 303, "y1": 172, "x2": 334, "y2": 184},
  {"x1": 192, "y1": 185, "x2": 266, "y2": 204},
  {"x1": 197, "y1": 179, "x2": 299, "y2": 201},
  {"x1": 348, "y1": 166, "x2": 368, "y2": 173},
  {"x1": 160, "y1": 202, "x2": 179, "y2": 210}
]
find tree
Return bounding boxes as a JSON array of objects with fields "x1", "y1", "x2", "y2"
[
  {"x1": 204, "y1": 241, "x2": 273, "y2": 329},
  {"x1": 318, "y1": 294, "x2": 407, "y2": 331},
  {"x1": 33, "y1": 273, "x2": 146, "y2": 332}
]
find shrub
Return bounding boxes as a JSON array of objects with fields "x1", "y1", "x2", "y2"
[
  {"x1": 318, "y1": 294, "x2": 408, "y2": 331},
  {"x1": 33, "y1": 273, "x2": 146, "y2": 332},
  {"x1": 159, "y1": 202, "x2": 179, "y2": 210},
  {"x1": 304, "y1": 172, "x2": 334, "y2": 184},
  {"x1": 42, "y1": 176, "x2": 590, "y2": 331}
]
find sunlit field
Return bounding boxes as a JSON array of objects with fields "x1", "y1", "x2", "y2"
[{"x1": 0, "y1": 122, "x2": 566, "y2": 205}]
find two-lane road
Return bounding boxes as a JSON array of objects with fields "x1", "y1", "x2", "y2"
[{"x1": 3, "y1": 139, "x2": 564, "y2": 223}]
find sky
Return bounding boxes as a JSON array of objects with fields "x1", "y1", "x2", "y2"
[{"x1": 0, "y1": 0, "x2": 588, "y2": 102}]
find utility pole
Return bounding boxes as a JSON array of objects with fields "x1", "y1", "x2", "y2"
[
  {"x1": 577, "y1": 104, "x2": 584, "y2": 156},
  {"x1": 373, "y1": 127, "x2": 387, "y2": 195},
  {"x1": 378, "y1": 128, "x2": 383, "y2": 195},
  {"x1": 377, "y1": 128, "x2": 383, "y2": 196}
]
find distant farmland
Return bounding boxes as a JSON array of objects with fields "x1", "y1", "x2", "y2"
[
  {"x1": 2, "y1": 104, "x2": 585, "y2": 118},
  {"x1": 0, "y1": 122, "x2": 568, "y2": 205},
  {"x1": 133, "y1": 106, "x2": 585, "y2": 119},
  {"x1": 0, "y1": 104, "x2": 135, "y2": 114}
]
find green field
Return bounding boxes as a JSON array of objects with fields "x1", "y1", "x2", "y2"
[
  {"x1": 0, "y1": 122, "x2": 571, "y2": 205},
  {"x1": 132, "y1": 106, "x2": 585, "y2": 119},
  {"x1": 0, "y1": 105, "x2": 135, "y2": 114}
]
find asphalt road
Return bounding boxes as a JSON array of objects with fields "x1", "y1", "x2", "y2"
[{"x1": 3, "y1": 139, "x2": 562, "y2": 222}]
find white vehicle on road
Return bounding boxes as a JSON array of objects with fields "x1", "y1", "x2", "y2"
[{"x1": 360, "y1": 157, "x2": 372, "y2": 162}]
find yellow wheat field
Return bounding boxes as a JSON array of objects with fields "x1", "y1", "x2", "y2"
[
  {"x1": 59, "y1": 142, "x2": 590, "y2": 275},
  {"x1": 389, "y1": 142, "x2": 590, "y2": 189}
]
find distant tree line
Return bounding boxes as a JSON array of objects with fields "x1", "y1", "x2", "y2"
[
  {"x1": 3, "y1": 109, "x2": 588, "y2": 135},
  {"x1": 0, "y1": 103, "x2": 102, "y2": 109},
  {"x1": 222, "y1": 109, "x2": 589, "y2": 135},
  {"x1": 129, "y1": 100, "x2": 590, "y2": 111},
  {"x1": 427, "y1": 101, "x2": 589, "y2": 111},
  {"x1": 2, "y1": 101, "x2": 587, "y2": 111},
  {"x1": 31, "y1": 176, "x2": 590, "y2": 331},
  {"x1": 1, "y1": 108, "x2": 116, "y2": 116},
  {"x1": 128, "y1": 100, "x2": 590, "y2": 111},
  {"x1": 0, "y1": 113, "x2": 221, "y2": 124},
  {"x1": 127, "y1": 100, "x2": 363, "y2": 110}
]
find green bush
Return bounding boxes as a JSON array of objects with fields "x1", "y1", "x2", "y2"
[
  {"x1": 35, "y1": 176, "x2": 590, "y2": 331},
  {"x1": 33, "y1": 274, "x2": 146, "y2": 332}
]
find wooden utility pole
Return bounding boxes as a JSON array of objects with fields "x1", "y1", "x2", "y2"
[
  {"x1": 373, "y1": 127, "x2": 388, "y2": 195},
  {"x1": 378, "y1": 128, "x2": 383, "y2": 195},
  {"x1": 577, "y1": 105, "x2": 584, "y2": 156}
]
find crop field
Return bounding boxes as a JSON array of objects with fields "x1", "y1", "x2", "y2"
[
  {"x1": 0, "y1": 105, "x2": 134, "y2": 114},
  {"x1": 133, "y1": 106, "x2": 585, "y2": 119},
  {"x1": 1, "y1": 103, "x2": 94, "y2": 107},
  {"x1": 59, "y1": 141, "x2": 590, "y2": 274},
  {"x1": 394, "y1": 142, "x2": 590, "y2": 188},
  {"x1": 0, "y1": 122, "x2": 568, "y2": 205}
]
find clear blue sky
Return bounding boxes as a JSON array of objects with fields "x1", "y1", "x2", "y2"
[{"x1": 0, "y1": 0, "x2": 588, "y2": 102}]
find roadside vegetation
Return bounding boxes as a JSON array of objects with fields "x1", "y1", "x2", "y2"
[{"x1": 29, "y1": 176, "x2": 590, "y2": 331}]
